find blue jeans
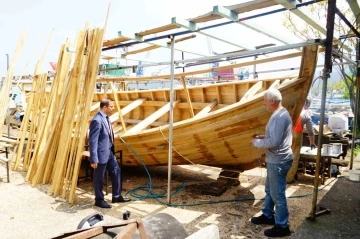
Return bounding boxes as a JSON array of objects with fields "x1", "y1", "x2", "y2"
[{"x1": 262, "y1": 161, "x2": 292, "y2": 228}]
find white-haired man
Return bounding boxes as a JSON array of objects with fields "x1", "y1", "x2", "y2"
[{"x1": 250, "y1": 88, "x2": 293, "y2": 237}]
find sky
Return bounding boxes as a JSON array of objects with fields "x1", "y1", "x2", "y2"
[{"x1": 0, "y1": 0, "x2": 354, "y2": 79}]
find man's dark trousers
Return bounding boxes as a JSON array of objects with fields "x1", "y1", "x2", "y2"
[{"x1": 93, "y1": 150, "x2": 121, "y2": 201}]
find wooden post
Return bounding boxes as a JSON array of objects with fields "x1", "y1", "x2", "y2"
[
  {"x1": 110, "y1": 82, "x2": 127, "y2": 132},
  {"x1": 180, "y1": 77, "x2": 194, "y2": 117}
]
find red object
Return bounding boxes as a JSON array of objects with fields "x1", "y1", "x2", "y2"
[
  {"x1": 293, "y1": 116, "x2": 303, "y2": 133},
  {"x1": 49, "y1": 62, "x2": 57, "y2": 71},
  {"x1": 216, "y1": 68, "x2": 235, "y2": 80}
]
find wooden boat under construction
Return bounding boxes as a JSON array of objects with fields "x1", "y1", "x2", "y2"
[{"x1": 93, "y1": 44, "x2": 319, "y2": 171}]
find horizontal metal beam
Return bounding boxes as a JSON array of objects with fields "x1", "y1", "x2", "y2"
[
  {"x1": 276, "y1": 0, "x2": 353, "y2": 52},
  {"x1": 171, "y1": 17, "x2": 251, "y2": 49},
  {"x1": 102, "y1": 0, "x2": 319, "y2": 51},
  {"x1": 99, "y1": 40, "x2": 321, "y2": 72},
  {"x1": 335, "y1": 8, "x2": 360, "y2": 38},
  {"x1": 174, "y1": 40, "x2": 320, "y2": 64},
  {"x1": 118, "y1": 31, "x2": 207, "y2": 57},
  {"x1": 213, "y1": 5, "x2": 295, "y2": 46},
  {"x1": 346, "y1": 0, "x2": 360, "y2": 26}
]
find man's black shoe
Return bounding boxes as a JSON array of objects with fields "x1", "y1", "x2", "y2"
[
  {"x1": 112, "y1": 196, "x2": 131, "y2": 203},
  {"x1": 264, "y1": 225, "x2": 291, "y2": 237},
  {"x1": 251, "y1": 214, "x2": 275, "y2": 225},
  {"x1": 95, "y1": 200, "x2": 112, "y2": 209}
]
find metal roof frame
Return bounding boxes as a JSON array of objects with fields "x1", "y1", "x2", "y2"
[
  {"x1": 275, "y1": 0, "x2": 352, "y2": 52},
  {"x1": 346, "y1": 0, "x2": 360, "y2": 26}
]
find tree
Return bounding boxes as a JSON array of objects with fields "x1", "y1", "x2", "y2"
[
  {"x1": 331, "y1": 79, "x2": 351, "y2": 99},
  {"x1": 282, "y1": 0, "x2": 359, "y2": 134}
]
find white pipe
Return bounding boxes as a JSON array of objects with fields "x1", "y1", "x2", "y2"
[{"x1": 167, "y1": 36, "x2": 175, "y2": 204}]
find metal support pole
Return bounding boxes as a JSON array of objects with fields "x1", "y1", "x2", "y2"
[
  {"x1": 350, "y1": 38, "x2": 360, "y2": 169},
  {"x1": 253, "y1": 55, "x2": 257, "y2": 79},
  {"x1": 6, "y1": 54, "x2": 11, "y2": 153},
  {"x1": 310, "y1": 0, "x2": 336, "y2": 221},
  {"x1": 167, "y1": 35, "x2": 175, "y2": 204}
]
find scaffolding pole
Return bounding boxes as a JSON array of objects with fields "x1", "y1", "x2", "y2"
[
  {"x1": 350, "y1": 38, "x2": 360, "y2": 169},
  {"x1": 167, "y1": 35, "x2": 175, "y2": 204},
  {"x1": 310, "y1": 0, "x2": 336, "y2": 221}
]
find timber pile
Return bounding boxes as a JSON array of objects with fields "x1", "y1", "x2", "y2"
[
  {"x1": 11, "y1": 25, "x2": 105, "y2": 204},
  {"x1": 0, "y1": 32, "x2": 26, "y2": 136}
]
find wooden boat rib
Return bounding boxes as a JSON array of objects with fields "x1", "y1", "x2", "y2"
[{"x1": 91, "y1": 45, "x2": 319, "y2": 171}]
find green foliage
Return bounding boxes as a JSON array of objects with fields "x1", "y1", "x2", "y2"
[
  {"x1": 354, "y1": 145, "x2": 360, "y2": 158},
  {"x1": 331, "y1": 80, "x2": 350, "y2": 99}
]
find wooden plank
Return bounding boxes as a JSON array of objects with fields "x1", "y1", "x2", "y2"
[
  {"x1": 136, "y1": 219, "x2": 149, "y2": 239},
  {"x1": 233, "y1": 84, "x2": 238, "y2": 102},
  {"x1": 110, "y1": 82, "x2": 127, "y2": 132},
  {"x1": 0, "y1": 31, "x2": 26, "y2": 138},
  {"x1": 291, "y1": 45, "x2": 319, "y2": 124},
  {"x1": 180, "y1": 77, "x2": 194, "y2": 117},
  {"x1": 109, "y1": 98, "x2": 146, "y2": 122},
  {"x1": 216, "y1": 86, "x2": 222, "y2": 104},
  {"x1": 124, "y1": 119, "x2": 167, "y2": 127},
  {"x1": 103, "y1": 36, "x2": 131, "y2": 47},
  {"x1": 123, "y1": 34, "x2": 196, "y2": 56},
  {"x1": 189, "y1": 0, "x2": 277, "y2": 23},
  {"x1": 124, "y1": 100, "x2": 180, "y2": 134},
  {"x1": 269, "y1": 79, "x2": 281, "y2": 88},
  {"x1": 239, "y1": 81, "x2": 262, "y2": 103},
  {"x1": 63, "y1": 227, "x2": 104, "y2": 239},
  {"x1": 194, "y1": 99, "x2": 218, "y2": 119},
  {"x1": 90, "y1": 102, "x2": 100, "y2": 111},
  {"x1": 135, "y1": 24, "x2": 179, "y2": 37},
  {"x1": 114, "y1": 223, "x2": 137, "y2": 239}
]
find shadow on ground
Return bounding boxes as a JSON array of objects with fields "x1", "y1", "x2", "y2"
[{"x1": 292, "y1": 177, "x2": 360, "y2": 239}]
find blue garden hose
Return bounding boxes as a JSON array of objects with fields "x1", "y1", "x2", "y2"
[{"x1": 119, "y1": 135, "x2": 339, "y2": 207}]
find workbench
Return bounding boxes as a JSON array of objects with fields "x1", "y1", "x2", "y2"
[{"x1": 300, "y1": 146, "x2": 342, "y2": 184}]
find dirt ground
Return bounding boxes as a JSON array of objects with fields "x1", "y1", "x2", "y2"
[{"x1": 0, "y1": 151, "x2": 345, "y2": 239}]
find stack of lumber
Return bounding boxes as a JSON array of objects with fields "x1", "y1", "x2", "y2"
[
  {"x1": 11, "y1": 25, "x2": 105, "y2": 204},
  {"x1": 0, "y1": 32, "x2": 26, "y2": 136}
]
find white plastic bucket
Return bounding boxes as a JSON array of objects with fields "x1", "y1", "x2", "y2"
[
  {"x1": 332, "y1": 143, "x2": 342, "y2": 154},
  {"x1": 349, "y1": 170, "x2": 360, "y2": 181},
  {"x1": 328, "y1": 114, "x2": 348, "y2": 131},
  {"x1": 322, "y1": 144, "x2": 332, "y2": 155}
]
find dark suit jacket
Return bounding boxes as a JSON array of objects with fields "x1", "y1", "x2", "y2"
[{"x1": 89, "y1": 111, "x2": 113, "y2": 164}]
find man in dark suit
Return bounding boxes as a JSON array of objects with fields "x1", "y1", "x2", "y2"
[{"x1": 89, "y1": 98, "x2": 131, "y2": 208}]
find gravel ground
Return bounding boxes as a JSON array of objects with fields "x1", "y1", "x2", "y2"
[{"x1": 0, "y1": 153, "x2": 340, "y2": 239}]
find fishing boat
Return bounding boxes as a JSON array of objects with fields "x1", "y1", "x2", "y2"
[{"x1": 93, "y1": 45, "x2": 319, "y2": 171}]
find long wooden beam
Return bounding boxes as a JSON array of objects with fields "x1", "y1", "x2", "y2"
[
  {"x1": 122, "y1": 34, "x2": 196, "y2": 56},
  {"x1": 193, "y1": 99, "x2": 218, "y2": 119},
  {"x1": 109, "y1": 98, "x2": 146, "y2": 122},
  {"x1": 188, "y1": 0, "x2": 278, "y2": 23},
  {"x1": 90, "y1": 102, "x2": 100, "y2": 112},
  {"x1": 239, "y1": 81, "x2": 263, "y2": 103},
  {"x1": 117, "y1": 32, "x2": 208, "y2": 57},
  {"x1": 103, "y1": 36, "x2": 132, "y2": 47},
  {"x1": 98, "y1": 46, "x2": 324, "y2": 82},
  {"x1": 123, "y1": 100, "x2": 180, "y2": 134},
  {"x1": 110, "y1": 82, "x2": 127, "y2": 131},
  {"x1": 180, "y1": 77, "x2": 194, "y2": 117}
]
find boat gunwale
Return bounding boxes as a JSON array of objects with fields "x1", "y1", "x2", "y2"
[{"x1": 119, "y1": 76, "x2": 305, "y2": 138}]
